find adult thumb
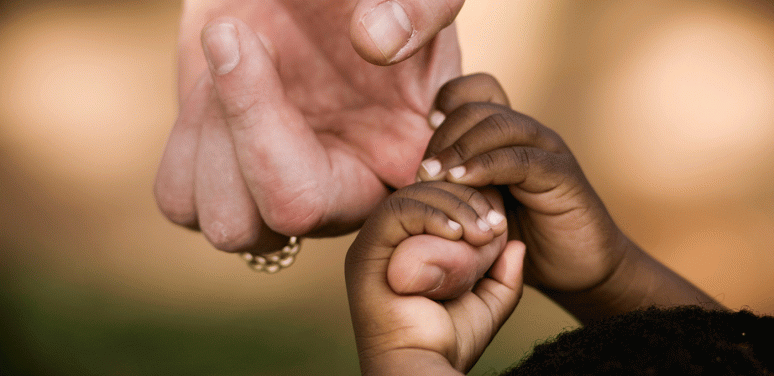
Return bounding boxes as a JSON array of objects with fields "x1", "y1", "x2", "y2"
[{"x1": 350, "y1": 0, "x2": 466, "y2": 65}]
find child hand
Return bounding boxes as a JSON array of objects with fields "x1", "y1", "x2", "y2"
[
  {"x1": 417, "y1": 74, "x2": 627, "y2": 296},
  {"x1": 346, "y1": 181, "x2": 526, "y2": 375}
]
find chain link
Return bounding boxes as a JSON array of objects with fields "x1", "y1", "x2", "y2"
[{"x1": 240, "y1": 237, "x2": 300, "y2": 274}]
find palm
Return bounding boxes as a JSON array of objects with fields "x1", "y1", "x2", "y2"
[
  {"x1": 179, "y1": 0, "x2": 461, "y2": 195},
  {"x1": 509, "y1": 178, "x2": 624, "y2": 293},
  {"x1": 350, "y1": 235, "x2": 513, "y2": 373}
]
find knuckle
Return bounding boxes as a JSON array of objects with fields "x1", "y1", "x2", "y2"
[
  {"x1": 201, "y1": 219, "x2": 256, "y2": 253},
  {"x1": 454, "y1": 199, "x2": 469, "y2": 214},
  {"x1": 450, "y1": 140, "x2": 472, "y2": 161},
  {"x1": 479, "y1": 151, "x2": 499, "y2": 171},
  {"x1": 514, "y1": 114, "x2": 540, "y2": 142},
  {"x1": 455, "y1": 102, "x2": 487, "y2": 119},
  {"x1": 510, "y1": 147, "x2": 532, "y2": 170},
  {"x1": 458, "y1": 184, "x2": 479, "y2": 203},
  {"x1": 220, "y1": 94, "x2": 261, "y2": 126},
  {"x1": 261, "y1": 183, "x2": 325, "y2": 236},
  {"x1": 154, "y1": 191, "x2": 197, "y2": 227},
  {"x1": 386, "y1": 196, "x2": 406, "y2": 216},
  {"x1": 479, "y1": 73, "x2": 500, "y2": 89},
  {"x1": 472, "y1": 73, "x2": 506, "y2": 101},
  {"x1": 544, "y1": 127, "x2": 570, "y2": 152},
  {"x1": 486, "y1": 113, "x2": 513, "y2": 139},
  {"x1": 422, "y1": 202, "x2": 438, "y2": 220},
  {"x1": 387, "y1": 196, "x2": 419, "y2": 217}
]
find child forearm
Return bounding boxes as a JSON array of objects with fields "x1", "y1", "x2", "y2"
[
  {"x1": 543, "y1": 237, "x2": 725, "y2": 324},
  {"x1": 360, "y1": 350, "x2": 465, "y2": 376}
]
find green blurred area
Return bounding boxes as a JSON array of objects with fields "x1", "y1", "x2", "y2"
[
  {"x1": 0, "y1": 262, "x2": 360, "y2": 375},
  {"x1": 0, "y1": 255, "x2": 574, "y2": 376}
]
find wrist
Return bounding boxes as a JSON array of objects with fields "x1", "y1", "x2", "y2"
[
  {"x1": 540, "y1": 234, "x2": 649, "y2": 323},
  {"x1": 360, "y1": 349, "x2": 464, "y2": 376},
  {"x1": 544, "y1": 234, "x2": 723, "y2": 324}
]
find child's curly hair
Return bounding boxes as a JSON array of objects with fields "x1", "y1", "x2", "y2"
[{"x1": 503, "y1": 305, "x2": 774, "y2": 376}]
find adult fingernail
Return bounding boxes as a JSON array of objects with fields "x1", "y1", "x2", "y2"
[
  {"x1": 361, "y1": 1, "x2": 413, "y2": 61},
  {"x1": 429, "y1": 110, "x2": 446, "y2": 129},
  {"x1": 202, "y1": 22, "x2": 240, "y2": 76},
  {"x1": 421, "y1": 158, "x2": 442, "y2": 178},
  {"x1": 406, "y1": 263, "x2": 444, "y2": 294}
]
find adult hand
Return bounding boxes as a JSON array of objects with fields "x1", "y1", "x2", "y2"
[
  {"x1": 155, "y1": 1, "x2": 461, "y2": 254},
  {"x1": 350, "y1": 0, "x2": 467, "y2": 65}
]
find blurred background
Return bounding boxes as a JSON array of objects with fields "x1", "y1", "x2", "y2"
[{"x1": 1, "y1": 0, "x2": 773, "y2": 374}]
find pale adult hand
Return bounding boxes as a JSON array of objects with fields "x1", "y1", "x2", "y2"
[{"x1": 155, "y1": 1, "x2": 461, "y2": 254}]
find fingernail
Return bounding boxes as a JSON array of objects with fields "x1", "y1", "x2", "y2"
[
  {"x1": 407, "y1": 264, "x2": 444, "y2": 294},
  {"x1": 202, "y1": 23, "x2": 240, "y2": 76},
  {"x1": 487, "y1": 210, "x2": 505, "y2": 226},
  {"x1": 361, "y1": 1, "x2": 413, "y2": 61},
  {"x1": 421, "y1": 158, "x2": 442, "y2": 178},
  {"x1": 429, "y1": 110, "x2": 446, "y2": 129},
  {"x1": 448, "y1": 220, "x2": 461, "y2": 231},
  {"x1": 449, "y1": 166, "x2": 466, "y2": 179},
  {"x1": 477, "y1": 218, "x2": 491, "y2": 232}
]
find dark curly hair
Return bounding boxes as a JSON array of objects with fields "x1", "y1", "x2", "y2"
[{"x1": 502, "y1": 306, "x2": 774, "y2": 376}]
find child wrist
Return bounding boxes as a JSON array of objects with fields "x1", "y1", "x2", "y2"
[
  {"x1": 361, "y1": 349, "x2": 463, "y2": 376},
  {"x1": 541, "y1": 235, "x2": 645, "y2": 323}
]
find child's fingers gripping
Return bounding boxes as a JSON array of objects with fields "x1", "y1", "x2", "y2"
[
  {"x1": 423, "y1": 102, "x2": 510, "y2": 164},
  {"x1": 386, "y1": 185, "x2": 509, "y2": 300},
  {"x1": 391, "y1": 182, "x2": 506, "y2": 245},
  {"x1": 446, "y1": 146, "x2": 581, "y2": 197},
  {"x1": 428, "y1": 73, "x2": 510, "y2": 129},
  {"x1": 348, "y1": 195, "x2": 465, "y2": 265},
  {"x1": 419, "y1": 111, "x2": 569, "y2": 183}
]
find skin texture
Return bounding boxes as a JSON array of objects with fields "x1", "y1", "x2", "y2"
[
  {"x1": 417, "y1": 74, "x2": 723, "y2": 322},
  {"x1": 347, "y1": 73, "x2": 725, "y2": 374},
  {"x1": 346, "y1": 181, "x2": 526, "y2": 375},
  {"x1": 349, "y1": 0, "x2": 467, "y2": 65},
  {"x1": 419, "y1": 74, "x2": 625, "y2": 295},
  {"x1": 155, "y1": 0, "x2": 462, "y2": 254}
]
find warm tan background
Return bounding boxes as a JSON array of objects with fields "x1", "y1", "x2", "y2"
[{"x1": 1, "y1": 1, "x2": 773, "y2": 375}]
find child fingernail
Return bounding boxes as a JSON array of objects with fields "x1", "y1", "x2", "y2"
[
  {"x1": 421, "y1": 158, "x2": 442, "y2": 178},
  {"x1": 429, "y1": 110, "x2": 446, "y2": 129},
  {"x1": 477, "y1": 218, "x2": 491, "y2": 232},
  {"x1": 449, "y1": 166, "x2": 466, "y2": 179},
  {"x1": 487, "y1": 210, "x2": 505, "y2": 226},
  {"x1": 448, "y1": 220, "x2": 461, "y2": 231}
]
